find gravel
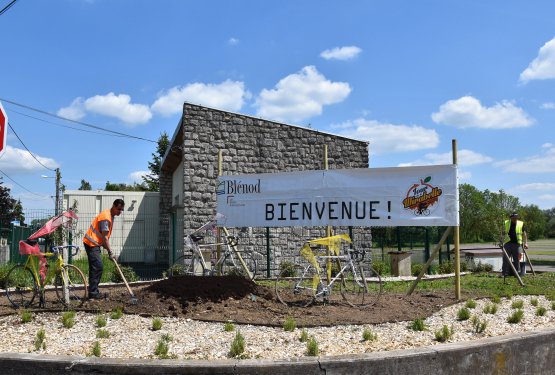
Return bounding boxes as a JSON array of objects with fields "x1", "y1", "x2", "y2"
[{"x1": 0, "y1": 295, "x2": 553, "y2": 360}]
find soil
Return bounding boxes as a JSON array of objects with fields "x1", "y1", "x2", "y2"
[{"x1": 0, "y1": 276, "x2": 468, "y2": 327}]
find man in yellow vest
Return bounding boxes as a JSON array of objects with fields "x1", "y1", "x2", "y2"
[
  {"x1": 83, "y1": 199, "x2": 125, "y2": 299},
  {"x1": 501, "y1": 212, "x2": 528, "y2": 277}
]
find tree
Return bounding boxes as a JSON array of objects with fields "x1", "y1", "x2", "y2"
[
  {"x1": 78, "y1": 179, "x2": 92, "y2": 190},
  {"x1": 104, "y1": 181, "x2": 147, "y2": 192},
  {"x1": 142, "y1": 132, "x2": 170, "y2": 191},
  {"x1": 0, "y1": 177, "x2": 19, "y2": 229},
  {"x1": 520, "y1": 204, "x2": 547, "y2": 241},
  {"x1": 458, "y1": 183, "x2": 487, "y2": 242}
]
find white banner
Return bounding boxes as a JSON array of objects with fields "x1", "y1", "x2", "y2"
[{"x1": 217, "y1": 165, "x2": 459, "y2": 227}]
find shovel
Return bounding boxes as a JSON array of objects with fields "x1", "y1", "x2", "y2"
[{"x1": 110, "y1": 256, "x2": 138, "y2": 305}]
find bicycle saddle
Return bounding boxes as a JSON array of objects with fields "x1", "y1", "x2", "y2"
[{"x1": 190, "y1": 234, "x2": 204, "y2": 243}]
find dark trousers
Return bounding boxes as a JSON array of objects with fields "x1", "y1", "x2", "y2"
[
  {"x1": 84, "y1": 244, "x2": 103, "y2": 296},
  {"x1": 502, "y1": 242, "x2": 521, "y2": 276}
]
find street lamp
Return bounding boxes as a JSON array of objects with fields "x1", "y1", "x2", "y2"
[{"x1": 41, "y1": 168, "x2": 61, "y2": 215}]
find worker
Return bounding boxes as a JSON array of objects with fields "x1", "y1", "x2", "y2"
[
  {"x1": 501, "y1": 212, "x2": 528, "y2": 277},
  {"x1": 83, "y1": 199, "x2": 125, "y2": 299}
]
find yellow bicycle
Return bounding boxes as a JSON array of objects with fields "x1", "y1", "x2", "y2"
[{"x1": 5, "y1": 244, "x2": 87, "y2": 309}]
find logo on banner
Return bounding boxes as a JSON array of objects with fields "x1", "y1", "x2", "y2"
[
  {"x1": 402, "y1": 176, "x2": 442, "y2": 216},
  {"x1": 218, "y1": 179, "x2": 261, "y2": 206}
]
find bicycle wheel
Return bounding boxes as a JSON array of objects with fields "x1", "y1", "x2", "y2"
[
  {"x1": 340, "y1": 263, "x2": 383, "y2": 307},
  {"x1": 169, "y1": 252, "x2": 205, "y2": 277},
  {"x1": 54, "y1": 264, "x2": 88, "y2": 308},
  {"x1": 5, "y1": 264, "x2": 38, "y2": 308},
  {"x1": 219, "y1": 252, "x2": 257, "y2": 280},
  {"x1": 275, "y1": 264, "x2": 317, "y2": 307}
]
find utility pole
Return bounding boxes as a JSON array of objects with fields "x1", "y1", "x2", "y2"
[{"x1": 55, "y1": 168, "x2": 61, "y2": 216}]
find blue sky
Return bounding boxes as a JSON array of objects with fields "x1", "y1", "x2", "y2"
[{"x1": 0, "y1": 0, "x2": 554, "y2": 211}]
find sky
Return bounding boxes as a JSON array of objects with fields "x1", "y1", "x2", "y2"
[{"x1": 0, "y1": 0, "x2": 554, "y2": 211}]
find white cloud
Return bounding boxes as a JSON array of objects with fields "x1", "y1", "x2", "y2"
[
  {"x1": 541, "y1": 102, "x2": 555, "y2": 109},
  {"x1": 513, "y1": 182, "x2": 555, "y2": 192},
  {"x1": 542, "y1": 143, "x2": 553, "y2": 148},
  {"x1": 151, "y1": 80, "x2": 249, "y2": 116},
  {"x1": 494, "y1": 146, "x2": 555, "y2": 173},
  {"x1": 228, "y1": 37, "x2": 240, "y2": 46},
  {"x1": 431, "y1": 96, "x2": 534, "y2": 129},
  {"x1": 128, "y1": 170, "x2": 149, "y2": 184},
  {"x1": 520, "y1": 37, "x2": 555, "y2": 83},
  {"x1": 320, "y1": 46, "x2": 362, "y2": 61},
  {"x1": 255, "y1": 66, "x2": 351, "y2": 123},
  {"x1": 0, "y1": 145, "x2": 58, "y2": 174},
  {"x1": 84, "y1": 93, "x2": 152, "y2": 125},
  {"x1": 57, "y1": 97, "x2": 86, "y2": 120},
  {"x1": 397, "y1": 149, "x2": 492, "y2": 167},
  {"x1": 333, "y1": 118, "x2": 439, "y2": 155}
]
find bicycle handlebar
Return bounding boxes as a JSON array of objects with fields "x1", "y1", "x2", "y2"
[{"x1": 50, "y1": 245, "x2": 80, "y2": 257}]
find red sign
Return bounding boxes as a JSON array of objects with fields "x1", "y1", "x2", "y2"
[{"x1": 0, "y1": 101, "x2": 6, "y2": 157}]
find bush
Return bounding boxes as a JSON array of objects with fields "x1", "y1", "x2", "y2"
[
  {"x1": 434, "y1": 325, "x2": 453, "y2": 342},
  {"x1": 61, "y1": 311, "x2": 76, "y2": 328},
  {"x1": 229, "y1": 331, "x2": 245, "y2": 358},
  {"x1": 111, "y1": 265, "x2": 139, "y2": 283},
  {"x1": 460, "y1": 262, "x2": 468, "y2": 272},
  {"x1": 224, "y1": 322, "x2": 235, "y2": 332},
  {"x1": 491, "y1": 296, "x2": 501, "y2": 304},
  {"x1": 465, "y1": 299, "x2": 477, "y2": 309},
  {"x1": 438, "y1": 261, "x2": 455, "y2": 274},
  {"x1": 511, "y1": 300, "x2": 524, "y2": 309},
  {"x1": 409, "y1": 319, "x2": 426, "y2": 331},
  {"x1": 34, "y1": 328, "x2": 46, "y2": 351},
  {"x1": 473, "y1": 261, "x2": 492, "y2": 273},
  {"x1": 278, "y1": 261, "x2": 296, "y2": 277},
  {"x1": 283, "y1": 316, "x2": 296, "y2": 332},
  {"x1": 536, "y1": 307, "x2": 547, "y2": 317},
  {"x1": 507, "y1": 309, "x2": 524, "y2": 324},
  {"x1": 20, "y1": 310, "x2": 33, "y2": 323},
  {"x1": 530, "y1": 298, "x2": 539, "y2": 307},
  {"x1": 91, "y1": 341, "x2": 101, "y2": 357},
  {"x1": 483, "y1": 304, "x2": 498, "y2": 315},
  {"x1": 152, "y1": 318, "x2": 163, "y2": 331},
  {"x1": 96, "y1": 329, "x2": 110, "y2": 339},
  {"x1": 471, "y1": 316, "x2": 487, "y2": 333},
  {"x1": 362, "y1": 329, "x2": 377, "y2": 342},
  {"x1": 457, "y1": 308, "x2": 471, "y2": 321},
  {"x1": 411, "y1": 264, "x2": 424, "y2": 277},
  {"x1": 110, "y1": 307, "x2": 123, "y2": 320},
  {"x1": 299, "y1": 329, "x2": 309, "y2": 343},
  {"x1": 96, "y1": 315, "x2": 107, "y2": 328},
  {"x1": 155, "y1": 334, "x2": 174, "y2": 359},
  {"x1": 306, "y1": 337, "x2": 319, "y2": 356},
  {"x1": 372, "y1": 260, "x2": 390, "y2": 276}
]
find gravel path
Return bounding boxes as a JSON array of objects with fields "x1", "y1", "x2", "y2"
[{"x1": 0, "y1": 295, "x2": 553, "y2": 360}]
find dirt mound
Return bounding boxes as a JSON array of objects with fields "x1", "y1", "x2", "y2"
[{"x1": 146, "y1": 275, "x2": 273, "y2": 303}]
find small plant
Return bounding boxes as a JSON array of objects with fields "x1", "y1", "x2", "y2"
[
  {"x1": 457, "y1": 307, "x2": 471, "y2": 321},
  {"x1": 154, "y1": 334, "x2": 174, "y2": 359},
  {"x1": 20, "y1": 310, "x2": 33, "y2": 323},
  {"x1": 371, "y1": 260, "x2": 390, "y2": 276},
  {"x1": 152, "y1": 317, "x2": 163, "y2": 331},
  {"x1": 511, "y1": 300, "x2": 524, "y2": 309},
  {"x1": 91, "y1": 341, "x2": 101, "y2": 357},
  {"x1": 306, "y1": 336, "x2": 319, "y2": 356},
  {"x1": 229, "y1": 331, "x2": 245, "y2": 358},
  {"x1": 411, "y1": 263, "x2": 424, "y2": 277},
  {"x1": 96, "y1": 315, "x2": 107, "y2": 328},
  {"x1": 503, "y1": 292, "x2": 513, "y2": 300},
  {"x1": 434, "y1": 325, "x2": 453, "y2": 342},
  {"x1": 34, "y1": 328, "x2": 46, "y2": 351},
  {"x1": 61, "y1": 311, "x2": 76, "y2": 329},
  {"x1": 465, "y1": 299, "x2": 477, "y2": 309},
  {"x1": 278, "y1": 261, "x2": 297, "y2": 277},
  {"x1": 536, "y1": 306, "x2": 547, "y2": 317},
  {"x1": 283, "y1": 316, "x2": 296, "y2": 332},
  {"x1": 491, "y1": 296, "x2": 501, "y2": 304},
  {"x1": 96, "y1": 329, "x2": 110, "y2": 339},
  {"x1": 299, "y1": 329, "x2": 309, "y2": 342},
  {"x1": 362, "y1": 328, "x2": 377, "y2": 342},
  {"x1": 530, "y1": 297, "x2": 539, "y2": 307},
  {"x1": 110, "y1": 307, "x2": 123, "y2": 320},
  {"x1": 409, "y1": 319, "x2": 427, "y2": 331},
  {"x1": 471, "y1": 316, "x2": 487, "y2": 333},
  {"x1": 111, "y1": 265, "x2": 139, "y2": 283},
  {"x1": 507, "y1": 309, "x2": 524, "y2": 324},
  {"x1": 483, "y1": 304, "x2": 498, "y2": 315},
  {"x1": 438, "y1": 261, "x2": 455, "y2": 274},
  {"x1": 224, "y1": 322, "x2": 235, "y2": 332}
]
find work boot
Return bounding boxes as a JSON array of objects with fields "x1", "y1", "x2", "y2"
[{"x1": 88, "y1": 292, "x2": 108, "y2": 300}]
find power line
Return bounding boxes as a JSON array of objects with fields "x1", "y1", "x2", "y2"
[
  {"x1": 0, "y1": 169, "x2": 47, "y2": 198},
  {"x1": 8, "y1": 122, "x2": 57, "y2": 171},
  {"x1": 0, "y1": 97, "x2": 157, "y2": 143},
  {"x1": 0, "y1": 0, "x2": 18, "y2": 16}
]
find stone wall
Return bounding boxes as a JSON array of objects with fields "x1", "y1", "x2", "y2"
[{"x1": 160, "y1": 103, "x2": 370, "y2": 275}]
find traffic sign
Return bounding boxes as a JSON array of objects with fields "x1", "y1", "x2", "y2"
[{"x1": 0, "y1": 101, "x2": 7, "y2": 157}]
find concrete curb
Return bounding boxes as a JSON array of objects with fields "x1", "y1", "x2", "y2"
[{"x1": 1, "y1": 327, "x2": 554, "y2": 374}]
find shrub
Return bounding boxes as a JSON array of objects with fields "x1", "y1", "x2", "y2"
[
  {"x1": 372, "y1": 260, "x2": 390, "y2": 276},
  {"x1": 96, "y1": 315, "x2": 107, "y2": 328},
  {"x1": 409, "y1": 319, "x2": 427, "y2": 331},
  {"x1": 457, "y1": 308, "x2": 471, "y2": 321},
  {"x1": 152, "y1": 318, "x2": 163, "y2": 331},
  {"x1": 483, "y1": 304, "x2": 498, "y2": 315},
  {"x1": 471, "y1": 316, "x2": 487, "y2": 333},
  {"x1": 299, "y1": 329, "x2": 309, "y2": 343},
  {"x1": 224, "y1": 322, "x2": 235, "y2": 332},
  {"x1": 484, "y1": 264, "x2": 493, "y2": 272},
  {"x1": 434, "y1": 325, "x2": 453, "y2": 342},
  {"x1": 411, "y1": 264, "x2": 424, "y2": 277},
  {"x1": 507, "y1": 309, "x2": 524, "y2": 324},
  {"x1": 491, "y1": 296, "x2": 501, "y2": 304},
  {"x1": 438, "y1": 261, "x2": 455, "y2": 274},
  {"x1": 511, "y1": 300, "x2": 524, "y2": 309},
  {"x1": 536, "y1": 307, "x2": 547, "y2": 317},
  {"x1": 460, "y1": 262, "x2": 468, "y2": 272},
  {"x1": 110, "y1": 307, "x2": 123, "y2": 320},
  {"x1": 96, "y1": 329, "x2": 110, "y2": 339},
  {"x1": 34, "y1": 328, "x2": 46, "y2": 351},
  {"x1": 283, "y1": 316, "x2": 296, "y2": 332},
  {"x1": 155, "y1": 334, "x2": 174, "y2": 359},
  {"x1": 362, "y1": 329, "x2": 377, "y2": 342},
  {"x1": 20, "y1": 310, "x2": 33, "y2": 323},
  {"x1": 530, "y1": 298, "x2": 539, "y2": 307},
  {"x1": 111, "y1": 265, "x2": 139, "y2": 283},
  {"x1": 91, "y1": 341, "x2": 101, "y2": 357},
  {"x1": 61, "y1": 311, "x2": 76, "y2": 328},
  {"x1": 465, "y1": 299, "x2": 477, "y2": 309},
  {"x1": 306, "y1": 337, "x2": 319, "y2": 356},
  {"x1": 428, "y1": 264, "x2": 439, "y2": 275},
  {"x1": 278, "y1": 261, "x2": 296, "y2": 277},
  {"x1": 229, "y1": 331, "x2": 245, "y2": 358}
]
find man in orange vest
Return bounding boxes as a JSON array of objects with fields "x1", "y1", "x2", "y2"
[{"x1": 83, "y1": 199, "x2": 125, "y2": 299}]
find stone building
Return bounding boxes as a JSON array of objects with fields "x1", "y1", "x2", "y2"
[{"x1": 159, "y1": 103, "x2": 369, "y2": 275}]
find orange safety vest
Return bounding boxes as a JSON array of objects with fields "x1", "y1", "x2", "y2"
[{"x1": 83, "y1": 209, "x2": 113, "y2": 247}]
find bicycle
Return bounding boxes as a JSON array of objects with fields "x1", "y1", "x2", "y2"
[
  {"x1": 5, "y1": 244, "x2": 87, "y2": 309},
  {"x1": 169, "y1": 217, "x2": 258, "y2": 280},
  {"x1": 275, "y1": 234, "x2": 383, "y2": 307}
]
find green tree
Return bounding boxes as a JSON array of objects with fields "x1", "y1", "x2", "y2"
[
  {"x1": 78, "y1": 179, "x2": 92, "y2": 190},
  {"x1": 459, "y1": 183, "x2": 487, "y2": 242},
  {"x1": 0, "y1": 178, "x2": 20, "y2": 228},
  {"x1": 142, "y1": 132, "x2": 170, "y2": 192},
  {"x1": 104, "y1": 181, "x2": 147, "y2": 192},
  {"x1": 544, "y1": 208, "x2": 555, "y2": 238},
  {"x1": 520, "y1": 205, "x2": 547, "y2": 241}
]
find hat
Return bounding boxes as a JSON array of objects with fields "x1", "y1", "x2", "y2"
[{"x1": 510, "y1": 212, "x2": 519, "y2": 218}]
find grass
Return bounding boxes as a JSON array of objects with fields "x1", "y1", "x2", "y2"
[
  {"x1": 530, "y1": 297, "x2": 539, "y2": 307},
  {"x1": 306, "y1": 337, "x2": 319, "y2": 356},
  {"x1": 91, "y1": 341, "x2": 101, "y2": 357},
  {"x1": 457, "y1": 307, "x2": 471, "y2": 321},
  {"x1": 471, "y1": 316, "x2": 487, "y2": 333},
  {"x1": 224, "y1": 322, "x2": 235, "y2": 332},
  {"x1": 507, "y1": 309, "x2": 524, "y2": 324},
  {"x1": 536, "y1": 306, "x2": 547, "y2": 316},
  {"x1": 511, "y1": 300, "x2": 524, "y2": 309},
  {"x1": 20, "y1": 310, "x2": 33, "y2": 323},
  {"x1": 491, "y1": 296, "x2": 501, "y2": 304},
  {"x1": 61, "y1": 311, "x2": 76, "y2": 329},
  {"x1": 110, "y1": 307, "x2": 124, "y2": 320},
  {"x1": 299, "y1": 329, "x2": 309, "y2": 343},
  {"x1": 96, "y1": 315, "x2": 107, "y2": 328},
  {"x1": 409, "y1": 319, "x2": 427, "y2": 331},
  {"x1": 483, "y1": 304, "x2": 498, "y2": 315},
  {"x1": 96, "y1": 329, "x2": 110, "y2": 339},
  {"x1": 283, "y1": 316, "x2": 296, "y2": 332},
  {"x1": 229, "y1": 331, "x2": 245, "y2": 358},
  {"x1": 465, "y1": 299, "x2": 477, "y2": 309},
  {"x1": 34, "y1": 328, "x2": 46, "y2": 351},
  {"x1": 362, "y1": 328, "x2": 377, "y2": 342},
  {"x1": 152, "y1": 317, "x2": 163, "y2": 331},
  {"x1": 434, "y1": 325, "x2": 453, "y2": 343}
]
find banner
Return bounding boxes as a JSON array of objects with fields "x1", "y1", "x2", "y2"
[{"x1": 217, "y1": 165, "x2": 458, "y2": 227}]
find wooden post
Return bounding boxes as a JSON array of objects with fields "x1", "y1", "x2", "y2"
[
  {"x1": 324, "y1": 145, "x2": 332, "y2": 284},
  {"x1": 217, "y1": 150, "x2": 223, "y2": 274},
  {"x1": 452, "y1": 139, "x2": 461, "y2": 300}
]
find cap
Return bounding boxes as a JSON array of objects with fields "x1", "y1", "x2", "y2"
[{"x1": 510, "y1": 212, "x2": 519, "y2": 218}]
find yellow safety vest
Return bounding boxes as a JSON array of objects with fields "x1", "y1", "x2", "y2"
[{"x1": 504, "y1": 220, "x2": 524, "y2": 244}]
